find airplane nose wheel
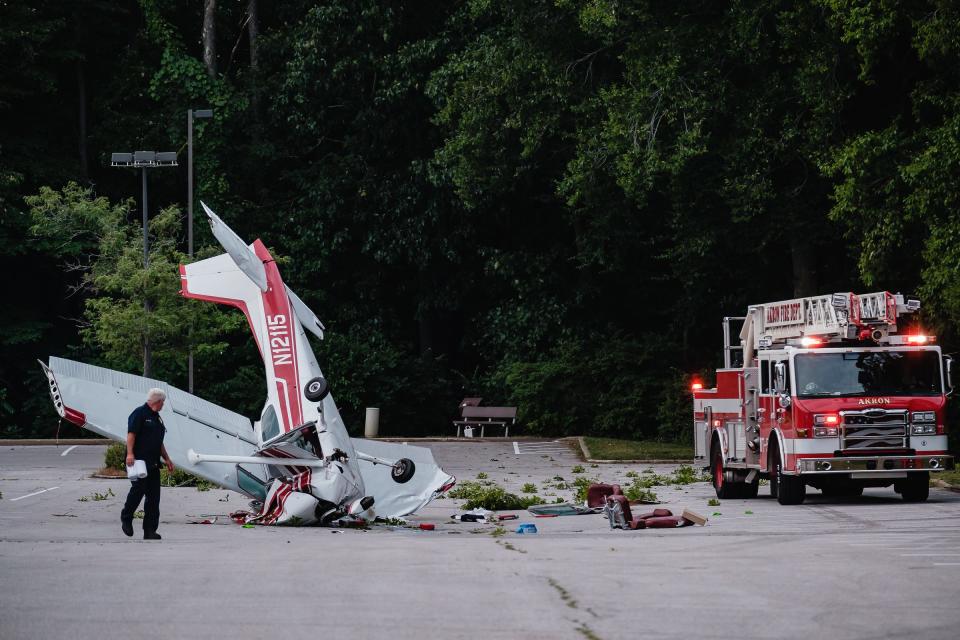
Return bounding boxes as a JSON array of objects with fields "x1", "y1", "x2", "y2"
[
  {"x1": 391, "y1": 458, "x2": 416, "y2": 483},
  {"x1": 304, "y1": 377, "x2": 330, "y2": 402}
]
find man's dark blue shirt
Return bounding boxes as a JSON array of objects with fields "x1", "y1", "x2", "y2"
[{"x1": 128, "y1": 404, "x2": 165, "y2": 466}]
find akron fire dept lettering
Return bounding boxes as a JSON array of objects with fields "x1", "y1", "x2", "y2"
[
  {"x1": 266, "y1": 314, "x2": 293, "y2": 365},
  {"x1": 766, "y1": 302, "x2": 802, "y2": 325},
  {"x1": 858, "y1": 397, "x2": 892, "y2": 405}
]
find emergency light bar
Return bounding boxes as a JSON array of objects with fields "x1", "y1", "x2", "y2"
[{"x1": 888, "y1": 334, "x2": 935, "y2": 345}]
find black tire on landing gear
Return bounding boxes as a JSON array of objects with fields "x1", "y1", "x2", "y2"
[
  {"x1": 304, "y1": 377, "x2": 330, "y2": 402},
  {"x1": 770, "y1": 439, "x2": 805, "y2": 505},
  {"x1": 712, "y1": 447, "x2": 740, "y2": 499},
  {"x1": 391, "y1": 458, "x2": 416, "y2": 484},
  {"x1": 314, "y1": 500, "x2": 342, "y2": 525},
  {"x1": 897, "y1": 472, "x2": 930, "y2": 503}
]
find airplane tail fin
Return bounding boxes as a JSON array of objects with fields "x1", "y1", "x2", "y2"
[{"x1": 180, "y1": 202, "x2": 326, "y2": 343}]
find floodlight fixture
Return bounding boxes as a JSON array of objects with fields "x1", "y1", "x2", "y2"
[{"x1": 111, "y1": 153, "x2": 133, "y2": 166}]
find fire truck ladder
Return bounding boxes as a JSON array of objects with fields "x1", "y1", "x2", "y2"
[{"x1": 741, "y1": 291, "x2": 920, "y2": 351}]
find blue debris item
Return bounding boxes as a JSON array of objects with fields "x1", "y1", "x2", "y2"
[{"x1": 516, "y1": 523, "x2": 538, "y2": 534}]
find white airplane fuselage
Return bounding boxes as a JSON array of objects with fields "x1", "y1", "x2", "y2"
[{"x1": 180, "y1": 222, "x2": 369, "y2": 523}]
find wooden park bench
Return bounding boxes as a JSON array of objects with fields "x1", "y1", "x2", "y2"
[{"x1": 453, "y1": 401, "x2": 517, "y2": 437}]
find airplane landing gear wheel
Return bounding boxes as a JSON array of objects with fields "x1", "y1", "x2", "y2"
[
  {"x1": 304, "y1": 377, "x2": 329, "y2": 402},
  {"x1": 391, "y1": 458, "x2": 416, "y2": 484}
]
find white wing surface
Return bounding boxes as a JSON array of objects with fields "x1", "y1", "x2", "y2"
[
  {"x1": 42, "y1": 357, "x2": 257, "y2": 492},
  {"x1": 351, "y1": 438, "x2": 455, "y2": 517}
]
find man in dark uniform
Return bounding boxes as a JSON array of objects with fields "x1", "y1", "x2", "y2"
[{"x1": 121, "y1": 388, "x2": 174, "y2": 540}]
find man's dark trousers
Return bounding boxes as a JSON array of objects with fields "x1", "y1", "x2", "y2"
[{"x1": 121, "y1": 466, "x2": 161, "y2": 534}]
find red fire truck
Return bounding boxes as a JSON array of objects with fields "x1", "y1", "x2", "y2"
[{"x1": 693, "y1": 292, "x2": 954, "y2": 505}]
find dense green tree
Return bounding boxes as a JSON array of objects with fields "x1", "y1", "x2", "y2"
[{"x1": 2, "y1": 1, "x2": 958, "y2": 443}]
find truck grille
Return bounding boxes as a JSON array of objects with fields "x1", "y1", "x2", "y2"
[{"x1": 840, "y1": 409, "x2": 908, "y2": 451}]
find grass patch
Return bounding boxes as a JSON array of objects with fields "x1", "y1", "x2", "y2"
[
  {"x1": 521, "y1": 483, "x2": 537, "y2": 494},
  {"x1": 78, "y1": 488, "x2": 114, "y2": 502},
  {"x1": 707, "y1": 498, "x2": 720, "y2": 506},
  {"x1": 95, "y1": 467, "x2": 126, "y2": 478},
  {"x1": 496, "y1": 539, "x2": 527, "y2": 553},
  {"x1": 584, "y1": 437, "x2": 693, "y2": 461},
  {"x1": 547, "y1": 578, "x2": 578, "y2": 609},
  {"x1": 448, "y1": 480, "x2": 545, "y2": 510},
  {"x1": 934, "y1": 469, "x2": 960, "y2": 486},
  {"x1": 623, "y1": 482, "x2": 658, "y2": 503},
  {"x1": 161, "y1": 468, "x2": 217, "y2": 491},
  {"x1": 571, "y1": 465, "x2": 585, "y2": 474},
  {"x1": 572, "y1": 476, "x2": 600, "y2": 503},
  {"x1": 672, "y1": 464, "x2": 711, "y2": 484},
  {"x1": 476, "y1": 472, "x2": 488, "y2": 480}
]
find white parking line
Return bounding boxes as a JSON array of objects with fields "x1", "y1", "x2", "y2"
[
  {"x1": 901, "y1": 553, "x2": 960, "y2": 557},
  {"x1": 513, "y1": 442, "x2": 520, "y2": 454},
  {"x1": 60, "y1": 445, "x2": 79, "y2": 457},
  {"x1": 10, "y1": 487, "x2": 60, "y2": 502}
]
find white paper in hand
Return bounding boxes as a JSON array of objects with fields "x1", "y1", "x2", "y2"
[{"x1": 127, "y1": 459, "x2": 148, "y2": 479}]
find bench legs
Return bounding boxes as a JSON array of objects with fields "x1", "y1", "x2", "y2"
[{"x1": 453, "y1": 422, "x2": 513, "y2": 437}]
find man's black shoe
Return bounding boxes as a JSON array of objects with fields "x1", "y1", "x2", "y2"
[
  {"x1": 143, "y1": 532, "x2": 162, "y2": 540},
  {"x1": 121, "y1": 520, "x2": 133, "y2": 537}
]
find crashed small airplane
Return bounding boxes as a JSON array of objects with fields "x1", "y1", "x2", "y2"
[{"x1": 40, "y1": 203, "x2": 455, "y2": 525}]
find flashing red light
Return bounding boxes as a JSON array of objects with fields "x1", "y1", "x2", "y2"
[
  {"x1": 824, "y1": 415, "x2": 839, "y2": 426},
  {"x1": 691, "y1": 382, "x2": 703, "y2": 391},
  {"x1": 906, "y1": 335, "x2": 929, "y2": 345},
  {"x1": 799, "y1": 337, "x2": 823, "y2": 347}
]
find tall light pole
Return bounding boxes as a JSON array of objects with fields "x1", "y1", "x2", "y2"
[
  {"x1": 187, "y1": 108, "x2": 213, "y2": 394},
  {"x1": 110, "y1": 151, "x2": 179, "y2": 379}
]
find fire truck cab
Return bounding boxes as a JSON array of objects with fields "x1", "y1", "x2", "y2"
[{"x1": 693, "y1": 292, "x2": 955, "y2": 505}]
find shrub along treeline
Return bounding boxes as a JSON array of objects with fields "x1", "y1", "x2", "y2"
[{"x1": 3, "y1": 1, "x2": 959, "y2": 446}]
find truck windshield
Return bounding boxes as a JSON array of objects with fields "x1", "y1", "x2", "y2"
[{"x1": 794, "y1": 351, "x2": 942, "y2": 398}]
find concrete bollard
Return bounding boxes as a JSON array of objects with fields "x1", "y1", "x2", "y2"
[{"x1": 364, "y1": 407, "x2": 380, "y2": 438}]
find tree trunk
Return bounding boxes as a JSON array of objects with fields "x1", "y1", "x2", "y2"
[
  {"x1": 247, "y1": 0, "x2": 260, "y2": 115},
  {"x1": 790, "y1": 235, "x2": 817, "y2": 298},
  {"x1": 247, "y1": 0, "x2": 259, "y2": 71},
  {"x1": 76, "y1": 61, "x2": 88, "y2": 180},
  {"x1": 202, "y1": 0, "x2": 217, "y2": 78}
]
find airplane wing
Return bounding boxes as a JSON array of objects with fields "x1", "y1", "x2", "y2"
[
  {"x1": 41, "y1": 357, "x2": 258, "y2": 493},
  {"x1": 351, "y1": 438, "x2": 456, "y2": 517}
]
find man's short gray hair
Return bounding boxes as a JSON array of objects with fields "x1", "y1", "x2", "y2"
[{"x1": 146, "y1": 388, "x2": 167, "y2": 403}]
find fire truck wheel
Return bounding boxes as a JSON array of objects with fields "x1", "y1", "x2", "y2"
[
  {"x1": 711, "y1": 447, "x2": 740, "y2": 499},
  {"x1": 898, "y1": 473, "x2": 929, "y2": 502},
  {"x1": 770, "y1": 440, "x2": 805, "y2": 505}
]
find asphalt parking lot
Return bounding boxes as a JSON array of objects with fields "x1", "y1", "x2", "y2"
[{"x1": 2, "y1": 440, "x2": 959, "y2": 639}]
